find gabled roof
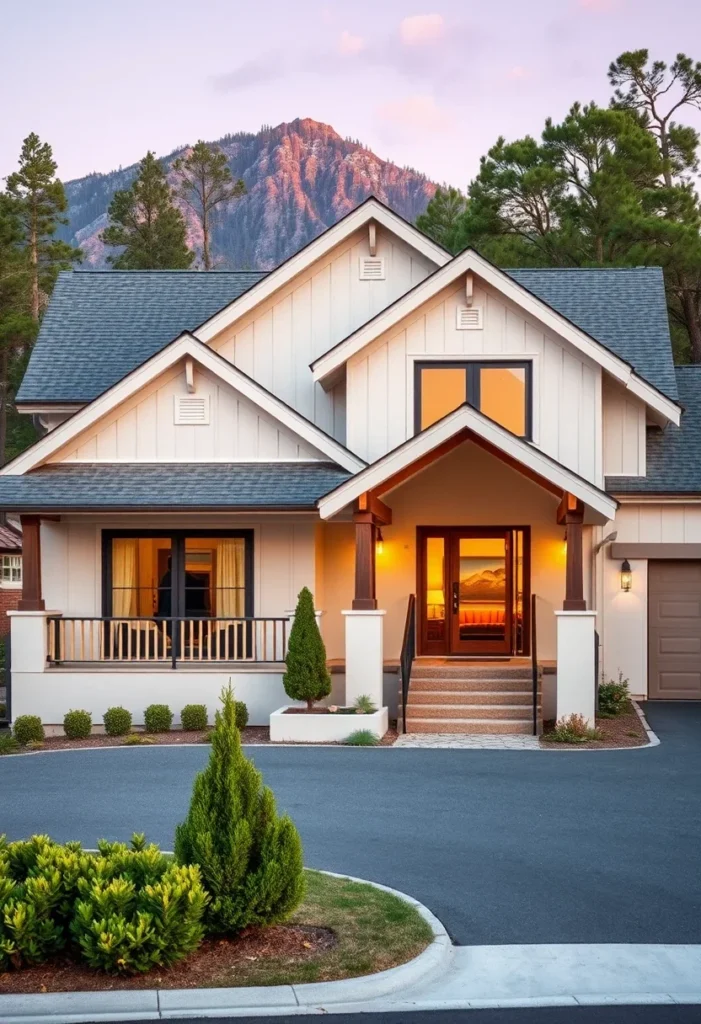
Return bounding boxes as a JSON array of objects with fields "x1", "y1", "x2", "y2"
[
  {"x1": 318, "y1": 402, "x2": 618, "y2": 523},
  {"x1": 5, "y1": 333, "x2": 366, "y2": 477},
  {"x1": 312, "y1": 253, "x2": 680, "y2": 424}
]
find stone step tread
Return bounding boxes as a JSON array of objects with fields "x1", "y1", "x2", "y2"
[
  {"x1": 406, "y1": 691, "x2": 534, "y2": 705},
  {"x1": 412, "y1": 668, "x2": 534, "y2": 680},
  {"x1": 411, "y1": 678, "x2": 539, "y2": 692},
  {"x1": 407, "y1": 705, "x2": 532, "y2": 720},
  {"x1": 405, "y1": 719, "x2": 534, "y2": 735}
]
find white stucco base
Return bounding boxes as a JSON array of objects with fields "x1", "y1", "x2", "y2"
[
  {"x1": 342, "y1": 609, "x2": 386, "y2": 708},
  {"x1": 555, "y1": 610, "x2": 597, "y2": 726},
  {"x1": 270, "y1": 706, "x2": 389, "y2": 743}
]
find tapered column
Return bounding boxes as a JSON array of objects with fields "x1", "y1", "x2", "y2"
[
  {"x1": 18, "y1": 515, "x2": 44, "y2": 611},
  {"x1": 558, "y1": 494, "x2": 586, "y2": 611},
  {"x1": 352, "y1": 516, "x2": 377, "y2": 610}
]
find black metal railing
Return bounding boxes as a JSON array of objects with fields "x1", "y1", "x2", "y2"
[
  {"x1": 0, "y1": 633, "x2": 10, "y2": 728},
  {"x1": 399, "y1": 594, "x2": 416, "y2": 734},
  {"x1": 594, "y1": 628, "x2": 600, "y2": 713},
  {"x1": 46, "y1": 616, "x2": 289, "y2": 668},
  {"x1": 530, "y1": 593, "x2": 539, "y2": 736}
]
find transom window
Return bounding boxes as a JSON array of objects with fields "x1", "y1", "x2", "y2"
[
  {"x1": 415, "y1": 361, "x2": 532, "y2": 438},
  {"x1": 1, "y1": 554, "x2": 22, "y2": 585}
]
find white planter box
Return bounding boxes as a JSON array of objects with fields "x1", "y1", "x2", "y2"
[{"x1": 269, "y1": 706, "x2": 389, "y2": 743}]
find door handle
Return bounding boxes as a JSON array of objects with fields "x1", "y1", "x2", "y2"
[{"x1": 452, "y1": 582, "x2": 459, "y2": 614}]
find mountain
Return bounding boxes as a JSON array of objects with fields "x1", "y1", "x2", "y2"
[
  {"x1": 460, "y1": 567, "x2": 506, "y2": 601},
  {"x1": 59, "y1": 119, "x2": 437, "y2": 271}
]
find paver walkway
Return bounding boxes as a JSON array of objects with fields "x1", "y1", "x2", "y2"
[{"x1": 394, "y1": 733, "x2": 541, "y2": 748}]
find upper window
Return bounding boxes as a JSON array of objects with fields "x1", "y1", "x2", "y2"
[
  {"x1": 0, "y1": 554, "x2": 22, "y2": 586},
  {"x1": 415, "y1": 361, "x2": 532, "y2": 438}
]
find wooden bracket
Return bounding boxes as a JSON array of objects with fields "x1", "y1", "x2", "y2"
[
  {"x1": 557, "y1": 491, "x2": 584, "y2": 525},
  {"x1": 185, "y1": 357, "x2": 196, "y2": 394},
  {"x1": 368, "y1": 222, "x2": 377, "y2": 257},
  {"x1": 465, "y1": 271, "x2": 474, "y2": 307},
  {"x1": 355, "y1": 491, "x2": 392, "y2": 526}
]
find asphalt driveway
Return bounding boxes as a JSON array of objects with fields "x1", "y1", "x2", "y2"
[{"x1": 1, "y1": 702, "x2": 699, "y2": 946}]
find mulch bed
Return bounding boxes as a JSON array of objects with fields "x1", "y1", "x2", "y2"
[
  {"x1": 540, "y1": 702, "x2": 649, "y2": 749},
  {"x1": 0, "y1": 925, "x2": 336, "y2": 994}
]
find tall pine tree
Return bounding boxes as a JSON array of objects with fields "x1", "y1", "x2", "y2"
[
  {"x1": 415, "y1": 186, "x2": 468, "y2": 254},
  {"x1": 102, "y1": 152, "x2": 194, "y2": 269},
  {"x1": 173, "y1": 142, "x2": 246, "y2": 271}
]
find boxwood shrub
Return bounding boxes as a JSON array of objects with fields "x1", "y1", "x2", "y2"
[
  {"x1": 103, "y1": 706, "x2": 132, "y2": 737},
  {"x1": 63, "y1": 709, "x2": 92, "y2": 740},
  {"x1": 180, "y1": 704, "x2": 208, "y2": 731},
  {"x1": 235, "y1": 700, "x2": 249, "y2": 730},
  {"x1": 13, "y1": 715, "x2": 44, "y2": 745},
  {"x1": 144, "y1": 704, "x2": 173, "y2": 733}
]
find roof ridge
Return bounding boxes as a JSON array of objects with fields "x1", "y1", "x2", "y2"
[
  {"x1": 69, "y1": 269, "x2": 268, "y2": 276},
  {"x1": 506, "y1": 266, "x2": 660, "y2": 273}
]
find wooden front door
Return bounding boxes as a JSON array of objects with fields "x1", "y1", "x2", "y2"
[{"x1": 418, "y1": 527, "x2": 529, "y2": 657}]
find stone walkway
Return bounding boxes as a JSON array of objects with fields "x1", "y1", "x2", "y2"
[{"x1": 394, "y1": 733, "x2": 541, "y2": 749}]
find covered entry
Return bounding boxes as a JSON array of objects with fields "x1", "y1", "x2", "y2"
[{"x1": 649, "y1": 560, "x2": 701, "y2": 699}]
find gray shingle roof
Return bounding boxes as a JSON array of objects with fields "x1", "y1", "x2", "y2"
[
  {"x1": 0, "y1": 463, "x2": 350, "y2": 510},
  {"x1": 506, "y1": 267, "x2": 677, "y2": 401},
  {"x1": 607, "y1": 367, "x2": 701, "y2": 493},
  {"x1": 17, "y1": 270, "x2": 267, "y2": 403}
]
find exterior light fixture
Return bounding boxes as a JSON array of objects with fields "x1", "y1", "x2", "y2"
[
  {"x1": 620, "y1": 559, "x2": 632, "y2": 592},
  {"x1": 376, "y1": 529, "x2": 384, "y2": 556}
]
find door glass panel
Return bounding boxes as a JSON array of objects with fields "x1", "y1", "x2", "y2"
[
  {"x1": 420, "y1": 367, "x2": 466, "y2": 430},
  {"x1": 479, "y1": 366, "x2": 527, "y2": 436},
  {"x1": 425, "y1": 537, "x2": 446, "y2": 643},
  {"x1": 112, "y1": 537, "x2": 172, "y2": 618},
  {"x1": 184, "y1": 537, "x2": 246, "y2": 618},
  {"x1": 458, "y1": 537, "x2": 507, "y2": 644}
]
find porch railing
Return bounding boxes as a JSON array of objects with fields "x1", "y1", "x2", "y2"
[
  {"x1": 399, "y1": 594, "x2": 416, "y2": 734},
  {"x1": 530, "y1": 593, "x2": 539, "y2": 736},
  {"x1": 46, "y1": 617, "x2": 289, "y2": 667}
]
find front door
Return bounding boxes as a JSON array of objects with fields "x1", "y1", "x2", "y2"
[{"x1": 418, "y1": 527, "x2": 529, "y2": 657}]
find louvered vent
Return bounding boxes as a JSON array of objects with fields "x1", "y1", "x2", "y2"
[
  {"x1": 359, "y1": 256, "x2": 385, "y2": 280},
  {"x1": 456, "y1": 306, "x2": 483, "y2": 330},
  {"x1": 174, "y1": 394, "x2": 210, "y2": 425}
]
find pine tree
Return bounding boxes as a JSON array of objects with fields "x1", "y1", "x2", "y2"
[
  {"x1": 5, "y1": 133, "x2": 80, "y2": 321},
  {"x1": 416, "y1": 186, "x2": 468, "y2": 253},
  {"x1": 173, "y1": 142, "x2": 246, "y2": 271},
  {"x1": 174, "y1": 684, "x2": 305, "y2": 935},
  {"x1": 283, "y1": 587, "x2": 331, "y2": 710},
  {"x1": 101, "y1": 152, "x2": 194, "y2": 269}
]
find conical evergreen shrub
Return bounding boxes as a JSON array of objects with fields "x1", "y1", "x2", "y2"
[
  {"x1": 283, "y1": 587, "x2": 331, "y2": 710},
  {"x1": 174, "y1": 684, "x2": 305, "y2": 935}
]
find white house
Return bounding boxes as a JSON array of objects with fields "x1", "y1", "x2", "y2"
[{"x1": 1, "y1": 197, "x2": 698, "y2": 735}]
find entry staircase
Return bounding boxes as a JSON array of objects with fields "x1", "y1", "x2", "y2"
[{"x1": 403, "y1": 658, "x2": 542, "y2": 735}]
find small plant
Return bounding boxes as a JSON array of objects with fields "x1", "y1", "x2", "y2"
[
  {"x1": 0, "y1": 734, "x2": 19, "y2": 756},
  {"x1": 283, "y1": 587, "x2": 331, "y2": 710},
  {"x1": 598, "y1": 672, "x2": 630, "y2": 717},
  {"x1": 234, "y1": 699, "x2": 248, "y2": 730},
  {"x1": 175, "y1": 684, "x2": 305, "y2": 935},
  {"x1": 103, "y1": 706, "x2": 132, "y2": 737},
  {"x1": 144, "y1": 704, "x2": 173, "y2": 733},
  {"x1": 180, "y1": 704, "x2": 208, "y2": 731},
  {"x1": 544, "y1": 713, "x2": 603, "y2": 744},
  {"x1": 345, "y1": 730, "x2": 380, "y2": 746},
  {"x1": 122, "y1": 734, "x2": 155, "y2": 746},
  {"x1": 353, "y1": 694, "x2": 378, "y2": 715},
  {"x1": 63, "y1": 709, "x2": 92, "y2": 740},
  {"x1": 13, "y1": 715, "x2": 44, "y2": 746},
  {"x1": 24, "y1": 740, "x2": 44, "y2": 751}
]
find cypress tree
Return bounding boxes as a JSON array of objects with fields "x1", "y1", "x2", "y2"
[
  {"x1": 174, "y1": 685, "x2": 305, "y2": 935},
  {"x1": 283, "y1": 587, "x2": 331, "y2": 710}
]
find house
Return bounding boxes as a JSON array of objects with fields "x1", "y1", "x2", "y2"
[
  {"x1": 0, "y1": 520, "x2": 22, "y2": 637},
  {"x1": 0, "y1": 196, "x2": 697, "y2": 735}
]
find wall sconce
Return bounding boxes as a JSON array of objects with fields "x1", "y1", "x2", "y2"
[
  {"x1": 376, "y1": 529, "x2": 384, "y2": 556},
  {"x1": 620, "y1": 559, "x2": 632, "y2": 592}
]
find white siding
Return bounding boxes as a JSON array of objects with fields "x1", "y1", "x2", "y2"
[
  {"x1": 345, "y1": 278, "x2": 602, "y2": 482},
  {"x1": 211, "y1": 226, "x2": 436, "y2": 445},
  {"x1": 49, "y1": 365, "x2": 326, "y2": 463},
  {"x1": 603, "y1": 379, "x2": 646, "y2": 477}
]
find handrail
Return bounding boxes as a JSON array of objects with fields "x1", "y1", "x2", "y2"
[
  {"x1": 399, "y1": 594, "x2": 416, "y2": 734},
  {"x1": 530, "y1": 593, "x2": 538, "y2": 736}
]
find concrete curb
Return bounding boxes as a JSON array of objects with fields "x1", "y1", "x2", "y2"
[
  {"x1": 632, "y1": 699, "x2": 661, "y2": 747},
  {"x1": 0, "y1": 870, "x2": 452, "y2": 1023}
]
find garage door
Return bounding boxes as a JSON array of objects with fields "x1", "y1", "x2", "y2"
[{"x1": 649, "y1": 561, "x2": 701, "y2": 699}]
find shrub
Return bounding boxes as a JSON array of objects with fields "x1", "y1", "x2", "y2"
[
  {"x1": 283, "y1": 587, "x2": 331, "y2": 710},
  {"x1": 63, "y1": 709, "x2": 92, "y2": 740},
  {"x1": 144, "y1": 704, "x2": 173, "y2": 733},
  {"x1": 175, "y1": 684, "x2": 305, "y2": 935},
  {"x1": 354, "y1": 694, "x2": 377, "y2": 715},
  {"x1": 122, "y1": 734, "x2": 155, "y2": 746},
  {"x1": 598, "y1": 673, "x2": 630, "y2": 717},
  {"x1": 0, "y1": 734, "x2": 19, "y2": 756},
  {"x1": 235, "y1": 700, "x2": 248, "y2": 730},
  {"x1": 544, "y1": 713, "x2": 603, "y2": 744},
  {"x1": 180, "y1": 704, "x2": 208, "y2": 731},
  {"x1": 103, "y1": 707, "x2": 132, "y2": 737},
  {"x1": 345, "y1": 730, "x2": 379, "y2": 746},
  {"x1": 13, "y1": 716, "x2": 44, "y2": 746}
]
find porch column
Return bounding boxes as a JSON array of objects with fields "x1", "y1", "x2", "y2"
[
  {"x1": 352, "y1": 515, "x2": 377, "y2": 610},
  {"x1": 559, "y1": 494, "x2": 586, "y2": 611},
  {"x1": 555, "y1": 492, "x2": 595, "y2": 724},
  {"x1": 18, "y1": 515, "x2": 44, "y2": 611}
]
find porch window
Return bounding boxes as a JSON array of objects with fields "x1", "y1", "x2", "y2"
[
  {"x1": 0, "y1": 554, "x2": 22, "y2": 586},
  {"x1": 415, "y1": 361, "x2": 532, "y2": 438}
]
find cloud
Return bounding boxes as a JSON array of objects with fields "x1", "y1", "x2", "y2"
[
  {"x1": 338, "y1": 30, "x2": 364, "y2": 55},
  {"x1": 213, "y1": 55, "x2": 286, "y2": 91},
  {"x1": 376, "y1": 95, "x2": 456, "y2": 137},
  {"x1": 399, "y1": 14, "x2": 445, "y2": 46}
]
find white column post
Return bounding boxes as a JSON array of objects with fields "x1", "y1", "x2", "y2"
[
  {"x1": 555, "y1": 610, "x2": 597, "y2": 725},
  {"x1": 342, "y1": 609, "x2": 385, "y2": 709},
  {"x1": 8, "y1": 610, "x2": 59, "y2": 674}
]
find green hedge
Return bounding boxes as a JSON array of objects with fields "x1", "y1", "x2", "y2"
[
  {"x1": 144, "y1": 704, "x2": 173, "y2": 733},
  {"x1": 103, "y1": 707, "x2": 132, "y2": 737},
  {"x1": 13, "y1": 715, "x2": 44, "y2": 745},
  {"x1": 63, "y1": 710, "x2": 92, "y2": 740}
]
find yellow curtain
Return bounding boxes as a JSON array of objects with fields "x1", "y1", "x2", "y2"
[
  {"x1": 112, "y1": 538, "x2": 137, "y2": 617},
  {"x1": 216, "y1": 539, "x2": 245, "y2": 617}
]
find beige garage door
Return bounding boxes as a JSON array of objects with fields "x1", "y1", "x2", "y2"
[{"x1": 649, "y1": 561, "x2": 701, "y2": 699}]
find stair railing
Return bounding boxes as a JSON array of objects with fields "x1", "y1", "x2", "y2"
[
  {"x1": 530, "y1": 593, "x2": 539, "y2": 736},
  {"x1": 399, "y1": 594, "x2": 416, "y2": 734}
]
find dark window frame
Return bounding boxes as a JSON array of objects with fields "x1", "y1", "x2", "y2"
[
  {"x1": 414, "y1": 360, "x2": 533, "y2": 439},
  {"x1": 101, "y1": 529, "x2": 254, "y2": 619}
]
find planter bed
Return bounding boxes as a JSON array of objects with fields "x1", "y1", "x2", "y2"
[
  {"x1": 270, "y1": 706, "x2": 389, "y2": 743},
  {"x1": 0, "y1": 869, "x2": 432, "y2": 994},
  {"x1": 540, "y1": 701, "x2": 649, "y2": 749}
]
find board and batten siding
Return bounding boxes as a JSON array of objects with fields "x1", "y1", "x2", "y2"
[
  {"x1": 48, "y1": 365, "x2": 326, "y2": 464},
  {"x1": 210, "y1": 226, "x2": 436, "y2": 444},
  {"x1": 345, "y1": 279, "x2": 603, "y2": 484},
  {"x1": 602, "y1": 379, "x2": 646, "y2": 477}
]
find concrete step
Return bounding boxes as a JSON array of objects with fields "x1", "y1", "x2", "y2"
[
  {"x1": 411, "y1": 661, "x2": 534, "y2": 681},
  {"x1": 406, "y1": 690, "x2": 534, "y2": 706},
  {"x1": 405, "y1": 718, "x2": 534, "y2": 735},
  {"x1": 406, "y1": 703, "x2": 532, "y2": 721},
  {"x1": 410, "y1": 677, "x2": 539, "y2": 694}
]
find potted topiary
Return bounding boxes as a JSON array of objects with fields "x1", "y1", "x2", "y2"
[{"x1": 282, "y1": 587, "x2": 331, "y2": 711}]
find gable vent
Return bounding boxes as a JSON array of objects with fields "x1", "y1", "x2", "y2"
[
  {"x1": 359, "y1": 256, "x2": 385, "y2": 281},
  {"x1": 456, "y1": 306, "x2": 483, "y2": 330},
  {"x1": 174, "y1": 394, "x2": 210, "y2": 425}
]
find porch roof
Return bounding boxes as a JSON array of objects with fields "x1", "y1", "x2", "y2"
[
  {"x1": 0, "y1": 462, "x2": 351, "y2": 512},
  {"x1": 318, "y1": 404, "x2": 618, "y2": 523}
]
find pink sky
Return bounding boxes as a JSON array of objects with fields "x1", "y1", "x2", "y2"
[{"x1": 2, "y1": 0, "x2": 700, "y2": 187}]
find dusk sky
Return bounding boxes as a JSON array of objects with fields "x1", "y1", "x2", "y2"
[{"x1": 2, "y1": 0, "x2": 701, "y2": 188}]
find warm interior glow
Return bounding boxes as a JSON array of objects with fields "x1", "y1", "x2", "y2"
[
  {"x1": 479, "y1": 366, "x2": 526, "y2": 435},
  {"x1": 420, "y1": 367, "x2": 466, "y2": 430},
  {"x1": 425, "y1": 536, "x2": 446, "y2": 624},
  {"x1": 459, "y1": 537, "x2": 506, "y2": 558}
]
